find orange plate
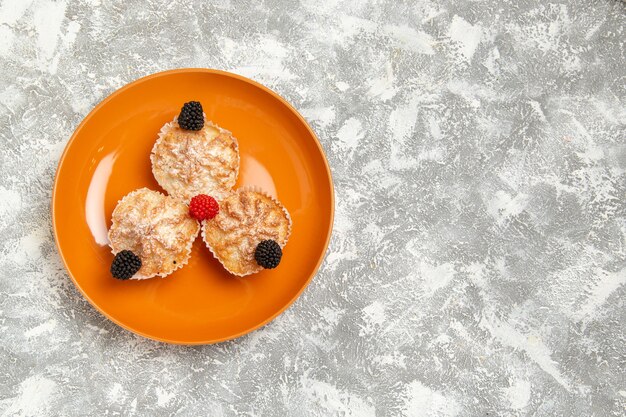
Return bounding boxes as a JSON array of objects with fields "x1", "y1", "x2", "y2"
[{"x1": 52, "y1": 69, "x2": 334, "y2": 344}]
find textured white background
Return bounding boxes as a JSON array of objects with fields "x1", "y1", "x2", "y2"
[{"x1": 1, "y1": 0, "x2": 625, "y2": 416}]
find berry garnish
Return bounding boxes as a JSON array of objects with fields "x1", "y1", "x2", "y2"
[
  {"x1": 111, "y1": 250, "x2": 142, "y2": 280},
  {"x1": 178, "y1": 101, "x2": 204, "y2": 130},
  {"x1": 189, "y1": 194, "x2": 219, "y2": 221},
  {"x1": 254, "y1": 240, "x2": 282, "y2": 269}
]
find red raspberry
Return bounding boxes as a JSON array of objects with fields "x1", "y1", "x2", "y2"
[{"x1": 189, "y1": 194, "x2": 219, "y2": 221}]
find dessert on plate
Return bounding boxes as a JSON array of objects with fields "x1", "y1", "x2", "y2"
[
  {"x1": 201, "y1": 188, "x2": 291, "y2": 276},
  {"x1": 107, "y1": 100, "x2": 292, "y2": 280},
  {"x1": 151, "y1": 101, "x2": 239, "y2": 202},
  {"x1": 108, "y1": 188, "x2": 200, "y2": 279}
]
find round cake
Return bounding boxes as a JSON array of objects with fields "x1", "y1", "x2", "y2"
[
  {"x1": 202, "y1": 188, "x2": 291, "y2": 276},
  {"x1": 150, "y1": 104, "x2": 239, "y2": 202},
  {"x1": 108, "y1": 188, "x2": 200, "y2": 279}
]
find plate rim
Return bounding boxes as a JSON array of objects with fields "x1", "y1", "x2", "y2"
[{"x1": 51, "y1": 68, "x2": 335, "y2": 345}]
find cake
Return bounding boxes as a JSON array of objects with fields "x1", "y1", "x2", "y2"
[
  {"x1": 151, "y1": 101, "x2": 239, "y2": 202},
  {"x1": 202, "y1": 188, "x2": 291, "y2": 276},
  {"x1": 108, "y1": 188, "x2": 200, "y2": 279}
]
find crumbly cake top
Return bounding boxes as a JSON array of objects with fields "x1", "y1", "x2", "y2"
[
  {"x1": 151, "y1": 119, "x2": 239, "y2": 202},
  {"x1": 108, "y1": 188, "x2": 199, "y2": 279},
  {"x1": 202, "y1": 189, "x2": 291, "y2": 276}
]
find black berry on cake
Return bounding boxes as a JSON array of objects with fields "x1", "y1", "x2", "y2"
[
  {"x1": 110, "y1": 250, "x2": 142, "y2": 280},
  {"x1": 177, "y1": 101, "x2": 204, "y2": 130},
  {"x1": 254, "y1": 239, "x2": 283, "y2": 269}
]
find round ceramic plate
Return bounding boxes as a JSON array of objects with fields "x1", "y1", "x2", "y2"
[{"x1": 52, "y1": 69, "x2": 334, "y2": 344}]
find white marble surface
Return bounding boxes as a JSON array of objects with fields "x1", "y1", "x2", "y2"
[{"x1": 1, "y1": 0, "x2": 625, "y2": 416}]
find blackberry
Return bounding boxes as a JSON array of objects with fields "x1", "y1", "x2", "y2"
[
  {"x1": 111, "y1": 250, "x2": 142, "y2": 280},
  {"x1": 254, "y1": 240, "x2": 282, "y2": 269},
  {"x1": 177, "y1": 101, "x2": 204, "y2": 130}
]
